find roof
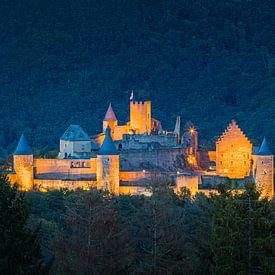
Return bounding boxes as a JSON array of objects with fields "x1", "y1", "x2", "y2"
[
  {"x1": 61, "y1": 125, "x2": 90, "y2": 141},
  {"x1": 257, "y1": 137, "x2": 272, "y2": 155},
  {"x1": 104, "y1": 103, "x2": 117, "y2": 122},
  {"x1": 14, "y1": 134, "x2": 32, "y2": 155},
  {"x1": 97, "y1": 126, "x2": 118, "y2": 155}
]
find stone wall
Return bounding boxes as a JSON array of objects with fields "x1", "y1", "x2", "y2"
[
  {"x1": 197, "y1": 150, "x2": 216, "y2": 170},
  {"x1": 252, "y1": 154, "x2": 274, "y2": 199},
  {"x1": 13, "y1": 155, "x2": 34, "y2": 191},
  {"x1": 34, "y1": 158, "x2": 97, "y2": 175},
  {"x1": 120, "y1": 148, "x2": 189, "y2": 171},
  {"x1": 33, "y1": 179, "x2": 96, "y2": 191},
  {"x1": 117, "y1": 134, "x2": 178, "y2": 150},
  {"x1": 174, "y1": 175, "x2": 199, "y2": 196}
]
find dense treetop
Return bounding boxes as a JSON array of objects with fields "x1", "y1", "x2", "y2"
[{"x1": 0, "y1": 0, "x2": 274, "y2": 154}]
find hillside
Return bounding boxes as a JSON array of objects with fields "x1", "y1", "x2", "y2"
[{"x1": 0, "y1": 0, "x2": 274, "y2": 154}]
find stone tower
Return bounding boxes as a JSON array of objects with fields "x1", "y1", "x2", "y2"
[
  {"x1": 130, "y1": 100, "x2": 151, "y2": 135},
  {"x1": 97, "y1": 126, "x2": 120, "y2": 195},
  {"x1": 216, "y1": 120, "x2": 252, "y2": 178},
  {"x1": 13, "y1": 134, "x2": 34, "y2": 191},
  {"x1": 253, "y1": 138, "x2": 274, "y2": 199},
  {"x1": 103, "y1": 103, "x2": 118, "y2": 138}
]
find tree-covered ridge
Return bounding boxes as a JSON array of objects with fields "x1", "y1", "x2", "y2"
[{"x1": 0, "y1": 0, "x2": 274, "y2": 153}]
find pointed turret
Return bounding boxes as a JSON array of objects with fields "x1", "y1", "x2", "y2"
[
  {"x1": 14, "y1": 134, "x2": 32, "y2": 155},
  {"x1": 98, "y1": 126, "x2": 118, "y2": 155},
  {"x1": 13, "y1": 134, "x2": 34, "y2": 191},
  {"x1": 97, "y1": 126, "x2": 120, "y2": 195},
  {"x1": 257, "y1": 137, "x2": 272, "y2": 155},
  {"x1": 104, "y1": 103, "x2": 117, "y2": 122}
]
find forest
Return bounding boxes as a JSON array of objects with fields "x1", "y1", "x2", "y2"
[
  {"x1": 0, "y1": 0, "x2": 274, "y2": 156},
  {"x1": 0, "y1": 175, "x2": 274, "y2": 274}
]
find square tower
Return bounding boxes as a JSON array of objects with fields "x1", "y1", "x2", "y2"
[{"x1": 130, "y1": 101, "x2": 151, "y2": 135}]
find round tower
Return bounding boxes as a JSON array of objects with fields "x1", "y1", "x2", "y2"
[
  {"x1": 13, "y1": 134, "x2": 34, "y2": 191},
  {"x1": 253, "y1": 138, "x2": 274, "y2": 199},
  {"x1": 103, "y1": 103, "x2": 118, "y2": 138},
  {"x1": 97, "y1": 126, "x2": 120, "y2": 195}
]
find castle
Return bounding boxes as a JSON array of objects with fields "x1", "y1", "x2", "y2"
[{"x1": 6, "y1": 95, "x2": 274, "y2": 199}]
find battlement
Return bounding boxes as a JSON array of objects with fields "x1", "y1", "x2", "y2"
[{"x1": 131, "y1": 101, "x2": 149, "y2": 105}]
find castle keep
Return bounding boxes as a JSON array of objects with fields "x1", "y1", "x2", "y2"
[{"x1": 6, "y1": 95, "x2": 274, "y2": 199}]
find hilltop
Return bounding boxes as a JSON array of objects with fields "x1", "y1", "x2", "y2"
[{"x1": 0, "y1": 0, "x2": 274, "y2": 153}]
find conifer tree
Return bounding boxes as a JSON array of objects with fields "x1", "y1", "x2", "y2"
[
  {"x1": 0, "y1": 175, "x2": 45, "y2": 274},
  {"x1": 208, "y1": 181, "x2": 275, "y2": 274}
]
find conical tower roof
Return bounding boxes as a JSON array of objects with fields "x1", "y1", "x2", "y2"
[
  {"x1": 14, "y1": 134, "x2": 32, "y2": 155},
  {"x1": 98, "y1": 126, "x2": 118, "y2": 155},
  {"x1": 257, "y1": 137, "x2": 272, "y2": 155},
  {"x1": 104, "y1": 103, "x2": 117, "y2": 122}
]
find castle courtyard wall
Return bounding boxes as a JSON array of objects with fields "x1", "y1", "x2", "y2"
[
  {"x1": 34, "y1": 158, "x2": 97, "y2": 175},
  {"x1": 120, "y1": 148, "x2": 188, "y2": 171}
]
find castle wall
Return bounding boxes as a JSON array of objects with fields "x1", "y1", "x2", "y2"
[
  {"x1": 174, "y1": 175, "x2": 199, "y2": 196},
  {"x1": 130, "y1": 101, "x2": 151, "y2": 135},
  {"x1": 252, "y1": 154, "x2": 274, "y2": 199},
  {"x1": 197, "y1": 150, "x2": 216, "y2": 170},
  {"x1": 33, "y1": 179, "x2": 96, "y2": 191},
  {"x1": 97, "y1": 155, "x2": 120, "y2": 195},
  {"x1": 119, "y1": 186, "x2": 152, "y2": 196},
  {"x1": 118, "y1": 134, "x2": 178, "y2": 150},
  {"x1": 120, "y1": 171, "x2": 147, "y2": 182},
  {"x1": 13, "y1": 155, "x2": 34, "y2": 191},
  {"x1": 34, "y1": 158, "x2": 97, "y2": 175},
  {"x1": 120, "y1": 148, "x2": 188, "y2": 171},
  {"x1": 216, "y1": 122, "x2": 252, "y2": 178},
  {"x1": 113, "y1": 125, "x2": 128, "y2": 140}
]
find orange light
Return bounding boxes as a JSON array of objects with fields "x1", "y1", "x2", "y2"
[{"x1": 189, "y1": 128, "x2": 195, "y2": 134}]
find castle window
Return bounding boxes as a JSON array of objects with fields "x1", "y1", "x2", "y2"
[
  {"x1": 262, "y1": 161, "x2": 264, "y2": 164},
  {"x1": 231, "y1": 161, "x2": 233, "y2": 165},
  {"x1": 263, "y1": 170, "x2": 267, "y2": 175},
  {"x1": 224, "y1": 169, "x2": 228, "y2": 173},
  {"x1": 231, "y1": 145, "x2": 233, "y2": 148},
  {"x1": 246, "y1": 172, "x2": 248, "y2": 176},
  {"x1": 220, "y1": 161, "x2": 222, "y2": 165},
  {"x1": 244, "y1": 161, "x2": 246, "y2": 165},
  {"x1": 81, "y1": 145, "x2": 85, "y2": 151},
  {"x1": 231, "y1": 154, "x2": 233, "y2": 158}
]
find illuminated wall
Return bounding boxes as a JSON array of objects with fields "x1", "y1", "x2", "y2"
[
  {"x1": 34, "y1": 179, "x2": 96, "y2": 191},
  {"x1": 103, "y1": 120, "x2": 118, "y2": 138},
  {"x1": 216, "y1": 120, "x2": 252, "y2": 178},
  {"x1": 97, "y1": 155, "x2": 120, "y2": 195},
  {"x1": 130, "y1": 101, "x2": 151, "y2": 135},
  {"x1": 35, "y1": 158, "x2": 97, "y2": 174},
  {"x1": 174, "y1": 175, "x2": 199, "y2": 196},
  {"x1": 13, "y1": 155, "x2": 34, "y2": 191},
  {"x1": 252, "y1": 154, "x2": 274, "y2": 199}
]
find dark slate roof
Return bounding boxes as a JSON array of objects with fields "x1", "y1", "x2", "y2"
[
  {"x1": 257, "y1": 137, "x2": 272, "y2": 155},
  {"x1": 14, "y1": 134, "x2": 32, "y2": 155},
  {"x1": 61, "y1": 125, "x2": 90, "y2": 141},
  {"x1": 98, "y1": 126, "x2": 118, "y2": 155},
  {"x1": 104, "y1": 103, "x2": 117, "y2": 121}
]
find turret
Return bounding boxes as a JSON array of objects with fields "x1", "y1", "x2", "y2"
[
  {"x1": 253, "y1": 138, "x2": 274, "y2": 199},
  {"x1": 13, "y1": 134, "x2": 34, "y2": 191},
  {"x1": 103, "y1": 103, "x2": 118, "y2": 138},
  {"x1": 97, "y1": 126, "x2": 120, "y2": 195}
]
